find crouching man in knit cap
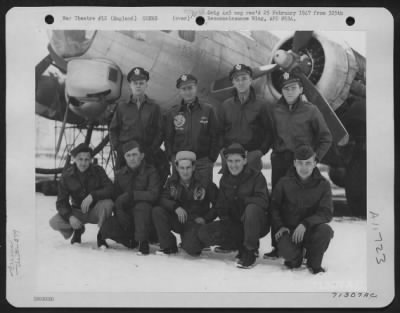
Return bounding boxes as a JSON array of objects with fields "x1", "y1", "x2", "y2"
[
  {"x1": 270, "y1": 144, "x2": 334, "y2": 274},
  {"x1": 152, "y1": 151, "x2": 218, "y2": 256}
]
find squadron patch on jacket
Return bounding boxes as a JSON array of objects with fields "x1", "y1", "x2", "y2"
[
  {"x1": 174, "y1": 113, "x2": 186, "y2": 129},
  {"x1": 193, "y1": 186, "x2": 206, "y2": 201},
  {"x1": 169, "y1": 185, "x2": 178, "y2": 199}
]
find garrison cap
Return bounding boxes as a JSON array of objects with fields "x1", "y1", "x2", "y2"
[
  {"x1": 279, "y1": 71, "x2": 302, "y2": 90},
  {"x1": 122, "y1": 140, "x2": 141, "y2": 154},
  {"x1": 71, "y1": 143, "x2": 93, "y2": 157},
  {"x1": 223, "y1": 143, "x2": 246, "y2": 158},
  {"x1": 176, "y1": 74, "x2": 198, "y2": 88},
  {"x1": 127, "y1": 67, "x2": 150, "y2": 82},
  {"x1": 175, "y1": 151, "x2": 197, "y2": 163},
  {"x1": 229, "y1": 63, "x2": 253, "y2": 80},
  {"x1": 294, "y1": 144, "x2": 315, "y2": 160}
]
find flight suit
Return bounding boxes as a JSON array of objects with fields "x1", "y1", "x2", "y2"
[
  {"x1": 49, "y1": 164, "x2": 114, "y2": 239},
  {"x1": 109, "y1": 95, "x2": 169, "y2": 183},
  {"x1": 165, "y1": 98, "x2": 219, "y2": 185},
  {"x1": 270, "y1": 167, "x2": 334, "y2": 270},
  {"x1": 269, "y1": 96, "x2": 332, "y2": 187},
  {"x1": 198, "y1": 165, "x2": 270, "y2": 251},
  {"x1": 152, "y1": 174, "x2": 218, "y2": 255},
  {"x1": 217, "y1": 87, "x2": 273, "y2": 171},
  {"x1": 100, "y1": 161, "x2": 161, "y2": 245}
]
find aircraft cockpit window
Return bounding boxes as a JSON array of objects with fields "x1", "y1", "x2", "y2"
[
  {"x1": 47, "y1": 30, "x2": 96, "y2": 58},
  {"x1": 178, "y1": 30, "x2": 195, "y2": 42}
]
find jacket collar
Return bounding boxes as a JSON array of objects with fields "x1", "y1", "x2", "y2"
[
  {"x1": 129, "y1": 94, "x2": 149, "y2": 106},
  {"x1": 169, "y1": 172, "x2": 202, "y2": 188},
  {"x1": 277, "y1": 95, "x2": 304, "y2": 111},
  {"x1": 286, "y1": 166, "x2": 324, "y2": 186},
  {"x1": 233, "y1": 86, "x2": 256, "y2": 105},
  {"x1": 180, "y1": 97, "x2": 200, "y2": 111},
  {"x1": 121, "y1": 160, "x2": 146, "y2": 176}
]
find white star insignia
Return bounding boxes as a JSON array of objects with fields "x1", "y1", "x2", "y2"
[
  {"x1": 134, "y1": 68, "x2": 140, "y2": 75},
  {"x1": 283, "y1": 72, "x2": 290, "y2": 80}
]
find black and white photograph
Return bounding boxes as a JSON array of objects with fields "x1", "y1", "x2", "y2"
[{"x1": 6, "y1": 7, "x2": 394, "y2": 307}]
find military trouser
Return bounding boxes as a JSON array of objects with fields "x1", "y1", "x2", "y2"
[
  {"x1": 152, "y1": 206, "x2": 204, "y2": 256},
  {"x1": 198, "y1": 204, "x2": 269, "y2": 251},
  {"x1": 100, "y1": 203, "x2": 158, "y2": 247},
  {"x1": 269, "y1": 150, "x2": 294, "y2": 249},
  {"x1": 49, "y1": 199, "x2": 113, "y2": 239},
  {"x1": 277, "y1": 223, "x2": 334, "y2": 270}
]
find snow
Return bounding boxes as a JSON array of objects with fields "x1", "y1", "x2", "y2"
[{"x1": 35, "y1": 193, "x2": 366, "y2": 293}]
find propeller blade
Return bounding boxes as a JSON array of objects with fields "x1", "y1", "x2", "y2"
[
  {"x1": 292, "y1": 31, "x2": 313, "y2": 53},
  {"x1": 55, "y1": 104, "x2": 70, "y2": 157},
  {"x1": 252, "y1": 64, "x2": 278, "y2": 79},
  {"x1": 293, "y1": 68, "x2": 349, "y2": 146}
]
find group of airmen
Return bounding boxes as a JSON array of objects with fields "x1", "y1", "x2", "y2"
[{"x1": 49, "y1": 63, "x2": 334, "y2": 272}]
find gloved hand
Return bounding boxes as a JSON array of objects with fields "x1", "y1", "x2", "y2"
[
  {"x1": 69, "y1": 216, "x2": 83, "y2": 230},
  {"x1": 115, "y1": 192, "x2": 133, "y2": 210}
]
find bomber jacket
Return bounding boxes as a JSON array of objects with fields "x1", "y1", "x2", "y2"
[
  {"x1": 56, "y1": 164, "x2": 113, "y2": 220},
  {"x1": 165, "y1": 97, "x2": 219, "y2": 162},
  {"x1": 217, "y1": 87, "x2": 273, "y2": 154},
  {"x1": 109, "y1": 95, "x2": 163, "y2": 154},
  {"x1": 269, "y1": 96, "x2": 332, "y2": 162},
  {"x1": 159, "y1": 173, "x2": 219, "y2": 222},
  {"x1": 114, "y1": 161, "x2": 161, "y2": 204},
  {"x1": 216, "y1": 165, "x2": 270, "y2": 222},
  {"x1": 270, "y1": 167, "x2": 333, "y2": 231}
]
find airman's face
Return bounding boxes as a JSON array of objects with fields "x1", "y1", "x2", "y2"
[
  {"x1": 176, "y1": 159, "x2": 195, "y2": 182},
  {"x1": 226, "y1": 154, "x2": 247, "y2": 176},
  {"x1": 232, "y1": 73, "x2": 252, "y2": 94},
  {"x1": 282, "y1": 82, "x2": 303, "y2": 105},
  {"x1": 74, "y1": 152, "x2": 92, "y2": 172},
  {"x1": 179, "y1": 83, "x2": 198, "y2": 103},
  {"x1": 124, "y1": 147, "x2": 144, "y2": 169},
  {"x1": 129, "y1": 79, "x2": 148, "y2": 97},
  {"x1": 294, "y1": 155, "x2": 317, "y2": 180}
]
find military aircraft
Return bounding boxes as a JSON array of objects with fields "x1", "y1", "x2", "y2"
[{"x1": 35, "y1": 30, "x2": 366, "y2": 216}]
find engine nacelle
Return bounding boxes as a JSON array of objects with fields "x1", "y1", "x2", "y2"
[
  {"x1": 65, "y1": 58, "x2": 123, "y2": 120},
  {"x1": 266, "y1": 32, "x2": 363, "y2": 111}
]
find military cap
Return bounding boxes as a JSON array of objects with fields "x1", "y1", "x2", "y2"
[
  {"x1": 175, "y1": 151, "x2": 197, "y2": 163},
  {"x1": 122, "y1": 140, "x2": 141, "y2": 154},
  {"x1": 229, "y1": 63, "x2": 253, "y2": 80},
  {"x1": 71, "y1": 143, "x2": 93, "y2": 157},
  {"x1": 279, "y1": 71, "x2": 302, "y2": 90},
  {"x1": 223, "y1": 143, "x2": 246, "y2": 158},
  {"x1": 176, "y1": 74, "x2": 198, "y2": 88},
  {"x1": 127, "y1": 67, "x2": 150, "y2": 82},
  {"x1": 294, "y1": 144, "x2": 315, "y2": 160}
]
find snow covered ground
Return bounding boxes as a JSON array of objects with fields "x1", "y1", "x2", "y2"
[{"x1": 35, "y1": 193, "x2": 366, "y2": 293}]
